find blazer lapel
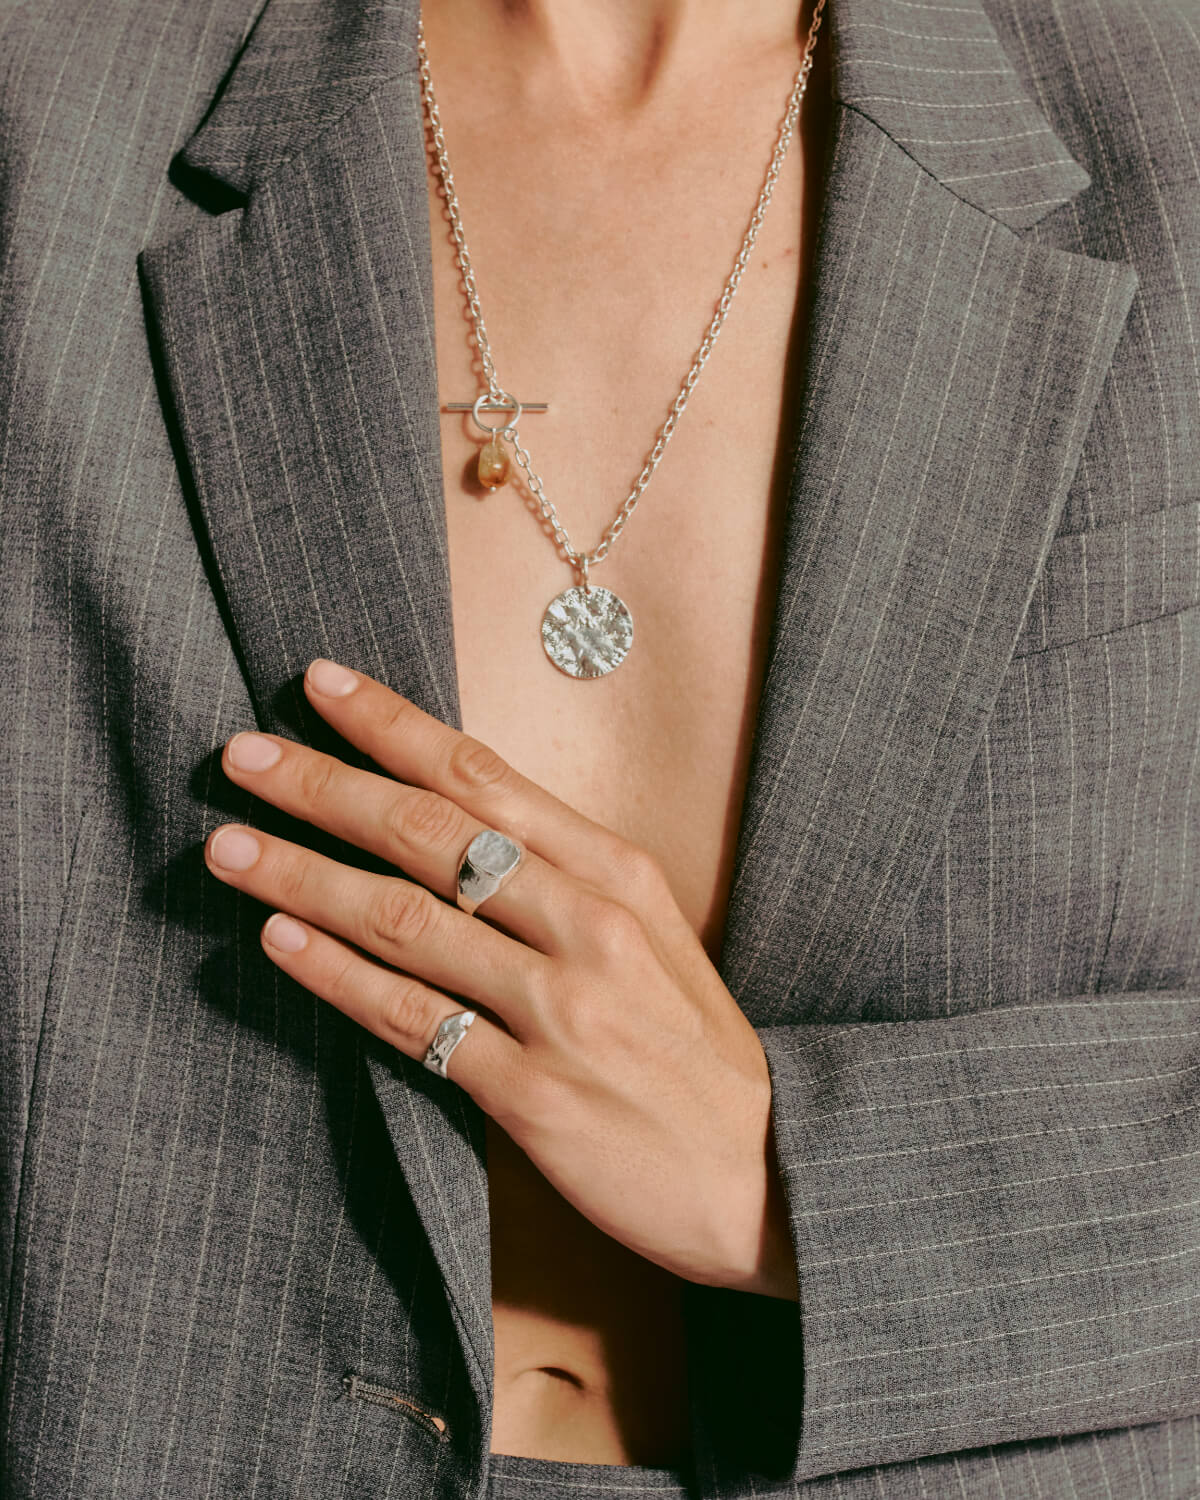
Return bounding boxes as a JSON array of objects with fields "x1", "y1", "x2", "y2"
[
  {"x1": 138, "y1": 0, "x2": 497, "y2": 1414},
  {"x1": 719, "y1": 0, "x2": 1139, "y2": 1023}
]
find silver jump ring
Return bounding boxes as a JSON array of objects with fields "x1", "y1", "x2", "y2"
[
  {"x1": 422, "y1": 1009, "x2": 477, "y2": 1079},
  {"x1": 471, "y1": 391, "x2": 523, "y2": 437}
]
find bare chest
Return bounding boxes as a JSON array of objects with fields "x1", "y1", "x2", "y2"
[
  {"x1": 428, "y1": 142, "x2": 807, "y2": 954},
  {"x1": 417, "y1": 52, "x2": 823, "y2": 1464}
]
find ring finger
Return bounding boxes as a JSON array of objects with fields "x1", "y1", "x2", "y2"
[
  {"x1": 220, "y1": 733, "x2": 576, "y2": 954},
  {"x1": 204, "y1": 823, "x2": 549, "y2": 1031}
]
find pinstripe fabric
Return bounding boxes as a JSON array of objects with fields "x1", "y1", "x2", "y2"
[
  {"x1": 0, "y1": 4, "x2": 476, "y2": 1498},
  {"x1": 1, "y1": 1, "x2": 1198, "y2": 1498},
  {"x1": 834, "y1": 0, "x2": 1091, "y2": 227}
]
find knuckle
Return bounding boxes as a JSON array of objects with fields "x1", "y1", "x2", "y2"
[
  {"x1": 369, "y1": 880, "x2": 437, "y2": 950},
  {"x1": 272, "y1": 853, "x2": 311, "y2": 910},
  {"x1": 447, "y1": 737, "x2": 512, "y2": 796},
  {"x1": 614, "y1": 844, "x2": 669, "y2": 904},
  {"x1": 586, "y1": 894, "x2": 644, "y2": 961},
  {"x1": 296, "y1": 753, "x2": 337, "y2": 809},
  {"x1": 390, "y1": 790, "x2": 462, "y2": 852},
  {"x1": 375, "y1": 692, "x2": 414, "y2": 740},
  {"x1": 509, "y1": 957, "x2": 557, "y2": 1040},
  {"x1": 518, "y1": 956, "x2": 554, "y2": 1018},
  {"x1": 380, "y1": 980, "x2": 437, "y2": 1047},
  {"x1": 324, "y1": 946, "x2": 362, "y2": 1003}
]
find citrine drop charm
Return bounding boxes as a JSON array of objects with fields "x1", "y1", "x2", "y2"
[{"x1": 477, "y1": 436, "x2": 510, "y2": 489}]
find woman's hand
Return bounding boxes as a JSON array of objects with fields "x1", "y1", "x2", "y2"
[{"x1": 203, "y1": 659, "x2": 797, "y2": 1300}]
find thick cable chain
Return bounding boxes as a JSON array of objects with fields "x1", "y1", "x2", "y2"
[{"x1": 417, "y1": 1, "x2": 826, "y2": 579}]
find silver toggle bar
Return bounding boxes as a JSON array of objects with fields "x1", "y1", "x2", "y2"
[{"x1": 444, "y1": 401, "x2": 549, "y2": 412}]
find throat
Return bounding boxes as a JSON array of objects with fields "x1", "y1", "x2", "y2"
[{"x1": 421, "y1": 0, "x2": 810, "y2": 122}]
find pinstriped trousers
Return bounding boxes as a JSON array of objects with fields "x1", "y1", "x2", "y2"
[
  {"x1": 485, "y1": 1418, "x2": 1200, "y2": 1498},
  {"x1": 486, "y1": 1454, "x2": 688, "y2": 1498}
]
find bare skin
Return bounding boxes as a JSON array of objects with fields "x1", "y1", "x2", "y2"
[{"x1": 419, "y1": 0, "x2": 832, "y2": 1467}]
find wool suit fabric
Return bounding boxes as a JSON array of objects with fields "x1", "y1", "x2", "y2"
[{"x1": 1, "y1": 0, "x2": 1199, "y2": 1495}]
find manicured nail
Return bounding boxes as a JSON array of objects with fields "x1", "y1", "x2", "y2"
[
  {"x1": 227, "y1": 732, "x2": 282, "y2": 772},
  {"x1": 208, "y1": 827, "x2": 261, "y2": 872},
  {"x1": 308, "y1": 659, "x2": 358, "y2": 697},
  {"x1": 264, "y1": 913, "x2": 309, "y2": 953}
]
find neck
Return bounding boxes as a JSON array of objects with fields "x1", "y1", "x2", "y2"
[{"x1": 422, "y1": 0, "x2": 810, "y2": 117}]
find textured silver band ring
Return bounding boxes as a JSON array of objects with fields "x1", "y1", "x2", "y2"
[
  {"x1": 422, "y1": 1009, "x2": 477, "y2": 1079},
  {"x1": 456, "y1": 829, "x2": 524, "y2": 917}
]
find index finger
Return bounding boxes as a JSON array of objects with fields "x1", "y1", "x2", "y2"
[{"x1": 302, "y1": 658, "x2": 631, "y2": 886}]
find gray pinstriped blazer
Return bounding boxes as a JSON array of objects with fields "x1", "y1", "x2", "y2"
[{"x1": 1, "y1": 0, "x2": 1199, "y2": 1494}]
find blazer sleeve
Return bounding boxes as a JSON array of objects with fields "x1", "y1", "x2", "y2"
[{"x1": 701, "y1": 996, "x2": 1200, "y2": 1482}]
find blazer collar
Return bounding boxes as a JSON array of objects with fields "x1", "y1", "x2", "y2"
[
  {"x1": 182, "y1": 0, "x2": 1088, "y2": 225},
  {"x1": 180, "y1": 0, "x2": 422, "y2": 197},
  {"x1": 831, "y1": 0, "x2": 1090, "y2": 227}
]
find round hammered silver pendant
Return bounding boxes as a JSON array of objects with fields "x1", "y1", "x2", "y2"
[{"x1": 541, "y1": 585, "x2": 634, "y2": 679}]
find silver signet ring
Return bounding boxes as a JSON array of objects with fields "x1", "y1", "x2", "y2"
[
  {"x1": 456, "y1": 829, "x2": 524, "y2": 917},
  {"x1": 422, "y1": 1009, "x2": 477, "y2": 1079}
]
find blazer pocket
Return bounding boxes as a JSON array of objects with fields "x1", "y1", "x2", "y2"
[{"x1": 1013, "y1": 498, "x2": 1200, "y2": 658}]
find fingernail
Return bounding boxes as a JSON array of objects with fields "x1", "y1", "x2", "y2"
[
  {"x1": 308, "y1": 659, "x2": 358, "y2": 697},
  {"x1": 264, "y1": 913, "x2": 308, "y2": 953},
  {"x1": 209, "y1": 827, "x2": 261, "y2": 872},
  {"x1": 227, "y1": 733, "x2": 282, "y2": 772}
]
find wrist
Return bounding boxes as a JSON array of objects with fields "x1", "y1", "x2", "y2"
[
  {"x1": 704, "y1": 1116, "x2": 798, "y2": 1300},
  {"x1": 752, "y1": 1123, "x2": 799, "y2": 1300}
]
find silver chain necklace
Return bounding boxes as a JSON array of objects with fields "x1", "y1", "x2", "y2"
[{"x1": 417, "y1": 2, "x2": 826, "y2": 679}]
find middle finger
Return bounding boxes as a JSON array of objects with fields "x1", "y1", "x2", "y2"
[
  {"x1": 204, "y1": 821, "x2": 549, "y2": 1028},
  {"x1": 219, "y1": 730, "x2": 575, "y2": 953}
]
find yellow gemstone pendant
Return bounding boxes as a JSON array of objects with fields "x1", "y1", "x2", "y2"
[{"x1": 477, "y1": 436, "x2": 510, "y2": 489}]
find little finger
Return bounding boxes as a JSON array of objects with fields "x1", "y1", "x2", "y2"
[{"x1": 260, "y1": 912, "x2": 521, "y2": 1111}]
